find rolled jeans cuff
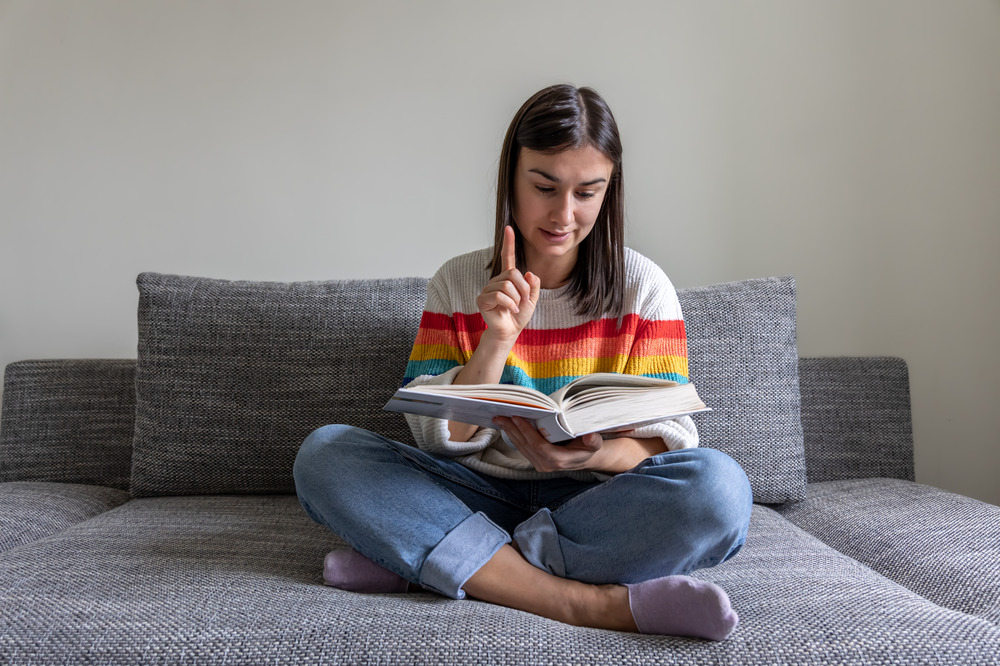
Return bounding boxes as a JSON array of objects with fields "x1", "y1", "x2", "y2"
[
  {"x1": 419, "y1": 511, "x2": 510, "y2": 599},
  {"x1": 512, "y1": 508, "x2": 566, "y2": 578}
]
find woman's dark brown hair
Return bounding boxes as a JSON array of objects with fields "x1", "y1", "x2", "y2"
[{"x1": 489, "y1": 84, "x2": 625, "y2": 320}]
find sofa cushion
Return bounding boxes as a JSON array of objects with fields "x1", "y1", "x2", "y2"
[
  {"x1": 777, "y1": 478, "x2": 1000, "y2": 627},
  {"x1": 131, "y1": 273, "x2": 427, "y2": 496},
  {"x1": 1, "y1": 359, "x2": 136, "y2": 490},
  {"x1": 1, "y1": 499, "x2": 997, "y2": 664},
  {"x1": 797, "y1": 357, "x2": 914, "y2": 482},
  {"x1": 680, "y1": 276, "x2": 806, "y2": 503},
  {"x1": 0, "y1": 481, "x2": 130, "y2": 553},
  {"x1": 132, "y1": 272, "x2": 805, "y2": 500}
]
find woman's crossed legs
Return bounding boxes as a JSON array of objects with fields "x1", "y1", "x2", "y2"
[{"x1": 293, "y1": 425, "x2": 752, "y2": 640}]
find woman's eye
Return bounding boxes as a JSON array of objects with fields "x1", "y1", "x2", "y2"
[
  {"x1": 535, "y1": 186, "x2": 555, "y2": 194},
  {"x1": 577, "y1": 191, "x2": 596, "y2": 200}
]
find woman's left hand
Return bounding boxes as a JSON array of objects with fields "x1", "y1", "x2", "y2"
[
  {"x1": 492, "y1": 416, "x2": 608, "y2": 473},
  {"x1": 493, "y1": 417, "x2": 669, "y2": 474}
]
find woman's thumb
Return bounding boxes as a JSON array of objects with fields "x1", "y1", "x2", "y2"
[{"x1": 525, "y1": 272, "x2": 542, "y2": 304}]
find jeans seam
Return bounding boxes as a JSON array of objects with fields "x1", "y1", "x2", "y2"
[{"x1": 542, "y1": 471, "x2": 624, "y2": 519}]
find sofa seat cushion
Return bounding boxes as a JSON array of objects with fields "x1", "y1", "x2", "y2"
[
  {"x1": 0, "y1": 481, "x2": 130, "y2": 553},
  {"x1": 777, "y1": 478, "x2": 1000, "y2": 626},
  {"x1": 1, "y1": 498, "x2": 997, "y2": 665}
]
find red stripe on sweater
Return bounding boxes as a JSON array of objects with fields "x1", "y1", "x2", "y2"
[{"x1": 420, "y1": 311, "x2": 685, "y2": 345}]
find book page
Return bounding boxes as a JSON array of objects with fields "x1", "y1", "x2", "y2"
[
  {"x1": 385, "y1": 391, "x2": 556, "y2": 432},
  {"x1": 408, "y1": 383, "x2": 557, "y2": 410},
  {"x1": 561, "y1": 383, "x2": 706, "y2": 435},
  {"x1": 550, "y1": 372, "x2": 678, "y2": 405},
  {"x1": 552, "y1": 372, "x2": 678, "y2": 407}
]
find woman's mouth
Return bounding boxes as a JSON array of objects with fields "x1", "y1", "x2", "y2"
[{"x1": 541, "y1": 229, "x2": 571, "y2": 242}]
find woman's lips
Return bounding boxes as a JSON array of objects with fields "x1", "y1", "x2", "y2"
[{"x1": 541, "y1": 229, "x2": 571, "y2": 242}]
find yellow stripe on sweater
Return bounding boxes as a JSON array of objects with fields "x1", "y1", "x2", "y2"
[{"x1": 505, "y1": 353, "x2": 688, "y2": 381}]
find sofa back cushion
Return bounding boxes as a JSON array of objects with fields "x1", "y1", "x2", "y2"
[
  {"x1": 680, "y1": 276, "x2": 806, "y2": 503},
  {"x1": 132, "y1": 272, "x2": 806, "y2": 503},
  {"x1": 1, "y1": 359, "x2": 136, "y2": 490},
  {"x1": 797, "y1": 356, "x2": 913, "y2": 483},
  {"x1": 131, "y1": 273, "x2": 424, "y2": 497}
]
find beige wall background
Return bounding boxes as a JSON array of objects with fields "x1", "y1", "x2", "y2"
[{"x1": 1, "y1": 1, "x2": 998, "y2": 505}]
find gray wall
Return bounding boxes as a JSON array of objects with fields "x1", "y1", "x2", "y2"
[{"x1": 2, "y1": 1, "x2": 998, "y2": 505}]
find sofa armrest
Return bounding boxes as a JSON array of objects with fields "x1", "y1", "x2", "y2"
[
  {"x1": 798, "y1": 357, "x2": 914, "y2": 482},
  {"x1": 777, "y1": 478, "x2": 1000, "y2": 626},
  {"x1": 0, "y1": 359, "x2": 136, "y2": 490}
]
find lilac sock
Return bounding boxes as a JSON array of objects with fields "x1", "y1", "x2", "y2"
[
  {"x1": 323, "y1": 549, "x2": 409, "y2": 594},
  {"x1": 626, "y1": 575, "x2": 739, "y2": 641}
]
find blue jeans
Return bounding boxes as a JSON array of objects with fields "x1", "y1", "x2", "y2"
[{"x1": 293, "y1": 424, "x2": 752, "y2": 600}]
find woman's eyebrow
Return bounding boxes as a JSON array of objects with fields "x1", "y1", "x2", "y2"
[{"x1": 527, "y1": 168, "x2": 607, "y2": 186}]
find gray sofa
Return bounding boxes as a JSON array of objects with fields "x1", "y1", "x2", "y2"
[{"x1": 1, "y1": 272, "x2": 998, "y2": 665}]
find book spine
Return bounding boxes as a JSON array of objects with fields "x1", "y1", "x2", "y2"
[{"x1": 533, "y1": 413, "x2": 575, "y2": 444}]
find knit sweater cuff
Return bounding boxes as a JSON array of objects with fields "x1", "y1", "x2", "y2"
[
  {"x1": 402, "y1": 368, "x2": 498, "y2": 456},
  {"x1": 629, "y1": 415, "x2": 699, "y2": 451}
]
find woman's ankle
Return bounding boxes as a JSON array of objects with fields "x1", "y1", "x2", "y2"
[
  {"x1": 569, "y1": 583, "x2": 637, "y2": 632},
  {"x1": 463, "y1": 546, "x2": 635, "y2": 632}
]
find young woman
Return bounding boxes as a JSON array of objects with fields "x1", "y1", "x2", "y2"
[{"x1": 294, "y1": 84, "x2": 752, "y2": 641}]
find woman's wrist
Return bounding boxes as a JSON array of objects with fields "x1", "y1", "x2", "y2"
[
  {"x1": 476, "y1": 327, "x2": 520, "y2": 357},
  {"x1": 454, "y1": 329, "x2": 517, "y2": 386},
  {"x1": 591, "y1": 436, "x2": 667, "y2": 474}
]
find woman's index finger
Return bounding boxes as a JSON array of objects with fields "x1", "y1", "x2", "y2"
[{"x1": 502, "y1": 225, "x2": 517, "y2": 272}]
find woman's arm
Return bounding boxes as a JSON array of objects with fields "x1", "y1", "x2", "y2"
[
  {"x1": 449, "y1": 226, "x2": 540, "y2": 442},
  {"x1": 590, "y1": 435, "x2": 669, "y2": 474},
  {"x1": 446, "y1": 333, "x2": 518, "y2": 442}
]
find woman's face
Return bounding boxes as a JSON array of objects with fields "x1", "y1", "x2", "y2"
[{"x1": 512, "y1": 145, "x2": 614, "y2": 281}]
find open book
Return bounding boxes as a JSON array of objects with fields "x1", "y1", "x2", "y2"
[{"x1": 383, "y1": 372, "x2": 709, "y2": 443}]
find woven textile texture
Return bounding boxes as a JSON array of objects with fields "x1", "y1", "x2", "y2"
[
  {"x1": 131, "y1": 273, "x2": 426, "y2": 497},
  {"x1": 679, "y1": 276, "x2": 806, "y2": 504},
  {"x1": 778, "y1": 478, "x2": 1000, "y2": 627},
  {"x1": 0, "y1": 359, "x2": 135, "y2": 489},
  {"x1": 1, "y1": 497, "x2": 998, "y2": 664},
  {"x1": 0, "y1": 481, "x2": 130, "y2": 553},
  {"x1": 132, "y1": 273, "x2": 808, "y2": 503},
  {"x1": 797, "y1": 357, "x2": 914, "y2": 482}
]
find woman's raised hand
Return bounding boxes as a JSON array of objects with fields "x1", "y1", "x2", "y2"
[
  {"x1": 449, "y1": 226, "x2": 541, "y2": 434},
  {"x1": 476, "y1": 226, "x2": 541, "y2": 343}
]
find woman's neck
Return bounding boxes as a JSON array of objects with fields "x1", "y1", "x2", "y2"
[{"x1": 526, "y1": 250, "x2": 578, "y2": 290}]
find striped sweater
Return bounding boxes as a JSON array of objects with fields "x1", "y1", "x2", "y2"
[{"x1": 402, "y1": 247, "x2": 699, "y2": 480}]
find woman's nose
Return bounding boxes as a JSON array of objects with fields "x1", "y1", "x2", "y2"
[{"x1": 551, "y1": 193, "x2": 574, "y2": 225}]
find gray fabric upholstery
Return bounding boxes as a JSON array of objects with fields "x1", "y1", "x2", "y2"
[
  {"x1": 1, "y1": 498, "x2": 997, "y2": 664},
  {"x1": 680, "y1": 276, "x2": 806, "y2": 504},
  {"x1": 777, "y1": 478, "x2": 1000, "y2": 627},
  {"x1": 797, "y1": 357, "x2": 914, "y2": 482},
  {"x1": 3, "y1": 269, "x2": 996, "y2": 664},
  {"x1": 132, "y1": 273, "x2": 426, "y2": 497},
  {"x1": 133, "y1": 273, "x2": 808, "y2": 504},
  {"x1": 1, "y1": 359, "x2": 135, "y2": 489},
  {"x1": 0, "y1": 481, "x2": 130, "y2": 553}
]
